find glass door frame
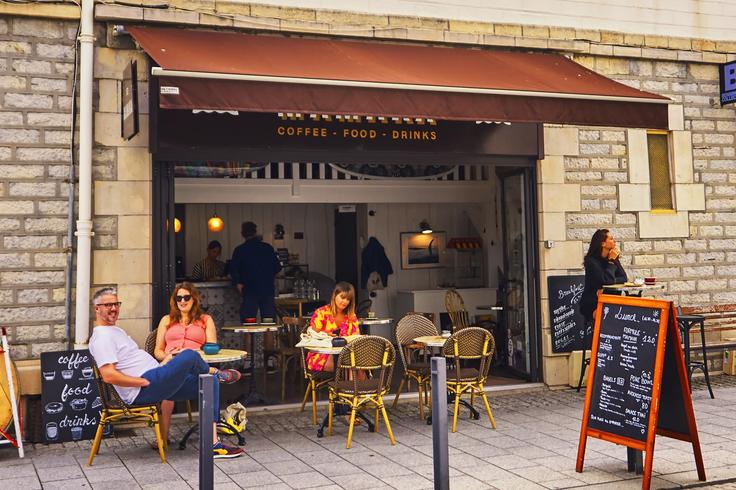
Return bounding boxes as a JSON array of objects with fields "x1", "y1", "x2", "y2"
[{"x1": 498, "y1": 165, "x2": 542, "y2": 382}]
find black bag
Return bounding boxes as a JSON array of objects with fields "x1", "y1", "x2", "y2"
[{"x1": 331, "y1": 337, "x2": 347, "y2": 347}]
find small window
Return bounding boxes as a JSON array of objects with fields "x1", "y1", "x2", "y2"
[{"x1": 647, "y1": 132, "x2": 674, "y2": 210}]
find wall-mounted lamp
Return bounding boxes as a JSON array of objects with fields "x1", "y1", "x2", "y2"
[
  {"x1": 207, "y1": 213, "x2": 224, "y2": 232},
  {"x1": 174, "y1": 218, "x2": 182, "y2": 233},
  {"x1": 419, "y1": 220, "x2": 433, "y2": 234}
]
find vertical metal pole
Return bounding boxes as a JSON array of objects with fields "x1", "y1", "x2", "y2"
[
  {"x1": 199, "y1": 374, "x2": 215, "y2": 490},
  {"x1": 431, "y1": 357, "x2": 449, "y2": 490}
]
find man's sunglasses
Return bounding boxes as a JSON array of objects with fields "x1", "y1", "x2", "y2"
[
  {"x1": 97, "y1": 302, "x2": 122, "y2": 309},
  {"x1": 176, "y1": 295, "x2": 192, "y2": 303}
]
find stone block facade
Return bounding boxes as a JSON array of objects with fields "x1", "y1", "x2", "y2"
[{"x1": 1, "y1": 3, "x2": 735, "y2": 387}]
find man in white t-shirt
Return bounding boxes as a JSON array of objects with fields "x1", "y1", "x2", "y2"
[{"x1": 88, "y1": 287, "x2": 243, "y2": 459}]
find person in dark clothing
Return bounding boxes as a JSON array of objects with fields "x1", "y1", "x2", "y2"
[
  {"x1": 360, "y1": 237, "x2": 393, "y2": 289},
  {"x1": 230, "y1": 221, "x2": 282, "y2": 321},
  {"x1": 579, "y1": 229, "x2": 628, "y2": 325}
]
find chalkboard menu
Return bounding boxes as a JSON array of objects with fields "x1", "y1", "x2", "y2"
[
  {"x1": 547, "y1": 275, "x2": 588, "y2": 353},
  {"x1": 586, "y1": 303, "x2": 660, "y2": 441},
  {"x1": 41, "y1": 350, "x2": 103, "y2": 443}
]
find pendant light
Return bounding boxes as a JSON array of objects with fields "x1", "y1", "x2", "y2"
[
  {"x1": 174, "y1": 218, "x2": 182, "y2": 233},
  {"x1": 419, "y1": 220, "x2": 433, "y2": 234},
  {"x1": 208, "y1": 206, "x2": 224, "y2": 232}
]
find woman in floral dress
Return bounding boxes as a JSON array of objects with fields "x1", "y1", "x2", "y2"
[{"x1": 306, "y1": 282, "x2": 359, "y2": 372}]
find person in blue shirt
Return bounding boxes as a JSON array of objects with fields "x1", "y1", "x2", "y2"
[{"x1": 230, "y1": 221, "x2": 282, "y2": 322}]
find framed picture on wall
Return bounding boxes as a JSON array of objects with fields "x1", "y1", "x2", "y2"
[{"x1": 400, "y1": 231, "x2": 447, "y2": 269}]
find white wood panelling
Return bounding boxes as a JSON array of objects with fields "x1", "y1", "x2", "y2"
[{"x1": 246, "y1": 0, "x2": 736, "y2": 40}]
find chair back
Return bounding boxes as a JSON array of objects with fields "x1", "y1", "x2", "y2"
[
  {"x1": 335, "y1": 336, "x2": 395, "y2": 392},
  {"x1": 93, "y1": 364, "x2": 128, "y2": 410},
  {"x1": 442, "y1": 327, "x2": 495, "y2": 379},
  {"x1": 144, "y1": 330, "x2": 157, "y2": 357},
  {"x1": 296, "y1": 318, "x2": 316, "y2": 374},
  {"x1": 356, "y1": 299, "x2": 372, "y2": 318},
  {"x1": 280, "y1": 316, "x2": 305, "y2": 348},
  {"x1": 395, "y1": 314, "x2": 438, "y2": 371},
  {"x1": 445, "y1": 289, "x2": 472, "y2": 332},
  {"x1": 407, "y1": 311, "x2": 436, "y2": 324}
]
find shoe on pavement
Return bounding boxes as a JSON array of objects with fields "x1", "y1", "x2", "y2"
[
  {"x1": 216, "y1": 369, "x2": 242, "y2": 384},
  {"x1": 212, "y1": 441, "x2": 244, "y2": 459}
]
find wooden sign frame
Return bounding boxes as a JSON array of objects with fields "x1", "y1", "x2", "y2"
[{"x1": 576, "y1": 294, "x2": 705, "y2": 490}]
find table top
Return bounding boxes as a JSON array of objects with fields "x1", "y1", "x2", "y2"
[
  {"x1": 605, "y1": 283, "x2": 665, "y2": 291},
  {"x1": 301, "y1": 335, "x2": 361, "y2": 354},
  {"x1": 359, "y1": 317, "x2": 393, "y2": 325},
  {"x1": 200, "y1": 348, "x2": 248, "y2": 363},
  {"x1": 275, "y1": 297, "x2": 320, "y2": 305},
  {"x1": 477, "y1": 305, "x2": 504, "y2": 311},
  {"x1": 222, "y1": 324, "x2": 280, "y2": 333},
  {"x1": 414, "y1": 335, "x2": 448, "y2": 347}
]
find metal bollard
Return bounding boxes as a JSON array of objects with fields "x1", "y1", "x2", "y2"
[
  {"x1": 199, "y1": 374, "x2": 215, "y2": 490},
  {"x1": 431, "y1": 357, "x2": 449, "y2": 490}
]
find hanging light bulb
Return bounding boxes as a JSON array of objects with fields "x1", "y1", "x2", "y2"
[
  {"x1": 419, "y1": 220, "x2": 433, "y2": 234},
  {"x1": 174, "y1": 218, "x2": 182, "y2": 233},
  {"x1": 208, "y1": 213, "x2": 224, "y2": 232}
]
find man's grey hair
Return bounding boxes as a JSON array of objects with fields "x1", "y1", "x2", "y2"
[{"x1": 93, "y1": 287, "x2": 118, "y2": 305}]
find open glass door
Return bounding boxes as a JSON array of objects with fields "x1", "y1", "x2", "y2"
[{"x1": 499, "y1": 169, "x2": 537, "y2": 379}]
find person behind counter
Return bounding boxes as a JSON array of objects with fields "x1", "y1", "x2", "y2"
[
  {"x1": 153, "y1": 282, "x2": 218, "y2": 444},
  {"x1": 580, "y1": 229, "x2": 628, "y2": 329},
  {"x1": 305, "y1": 282, "x2": 360, "y2": 373},
  {"x1": 191, "y1": 240, "x2": 226, "y2": 281}
]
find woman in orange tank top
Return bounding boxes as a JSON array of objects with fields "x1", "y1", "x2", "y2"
[{"x1": 153, "y1": 282, "x2": 217, "y2": 444}]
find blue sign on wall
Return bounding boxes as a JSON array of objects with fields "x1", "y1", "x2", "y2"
[{"x1": 721, "y1": 60, "x2": 736, "y2": 106}]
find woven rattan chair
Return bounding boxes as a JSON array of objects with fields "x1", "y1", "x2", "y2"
[
  {"x1": 393, "y1": 314, "x2": 438, "y2": 418},
  {"x1": 442, "y1": 327, "x2": 497, "y2": 433},
  {"x1": 356, "y1": 299, "x2": 373, "y2": 319},
  {"x1": 88, "y1": 364, "x2": 166, "y2": 465},
  {"x1": 445, "y1": 289, "x2": 474, "y2": 333},
  {"x1": 299, "y1": 322, "x2": 333, "y2": 425},
  {"x1": 278, "y1": 316, "x2": 305, "y2": 401},
  {"x1": 327, "y1": 336, "x2": 396, "y2": 449},
  {"x1": 144, "y1": 330, "x2": 193, "y2": 422}
]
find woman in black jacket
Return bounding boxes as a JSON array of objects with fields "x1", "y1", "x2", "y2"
[{"x1": 579, "y1": 229, "x2": 628, "y2": 326}]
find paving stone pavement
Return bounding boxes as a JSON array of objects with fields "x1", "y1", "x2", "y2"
[{"x1": 2, "y1": 376, "x2": 736, "y2": 489}]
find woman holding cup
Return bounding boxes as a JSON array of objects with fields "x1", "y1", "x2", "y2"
[
  {"x1": 580, "y1": 229, "x2": 628, "y2": 329},
  {"x1": 153, "y1": 282, "x2": 218, "y2": 445}
]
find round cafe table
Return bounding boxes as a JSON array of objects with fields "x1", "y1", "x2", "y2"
[
  {"x1": 413, "y1": 335, "x2": 448, "y2": 348},
  {"x1": 222, "y1": 324, "x2": 280, "y2": 406}
]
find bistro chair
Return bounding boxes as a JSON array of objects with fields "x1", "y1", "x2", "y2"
[
  {"x1": 393, "y1": 314, "x2": 439, "y2": 419},
  {"x1": 442, "y1": 327, "x2": 497, "y2": 433},
  {"x1": 144, "y1": 330, "x2": 193, "y2": 422},
  {"x1": 88, "y1": 364, "x2": 166, "y2": 465},
  {"x1": 445, "y1": 289, "x2": 474, "y2": 333},
  {"x1": 356, "y1": 299, "x2": 372, "y2": 319},
  {"x1": 278, "y1": 316, "x2": 306, "y2": 401},
  {"x1": 407, "y1": 311, "x2": 436, "y2": 324},
  {"x1": 327, "y1": 335, "x2": 396, "y2": 449},
  {"x1": 299, "y1": 321, "x2": 333, "y2": 425}
]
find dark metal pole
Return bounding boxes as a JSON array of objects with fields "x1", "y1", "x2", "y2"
[
  {"x1": 431, "y1": 357, "x2": 449, "y2": 490},
  {"x1": 199, "y1": 374, "x2": 215, "y2": 490}
]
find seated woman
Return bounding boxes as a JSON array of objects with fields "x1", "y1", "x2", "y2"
[
  {"x1": 306, "y1": 282, "x2": 359, "y2": 373},
  {"x1": 154, "y1": 282, "x2": 217, "y2": 444}
]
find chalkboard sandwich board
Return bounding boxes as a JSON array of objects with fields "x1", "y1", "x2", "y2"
[
  {"x1": 547, "y1": 274, "x2": 587, "y2": 353},
  {"x1": 41, "y1": 349, "x2": 105, "y2": 443},
  {"x1": 575, "y1": 294, "x2": 705, "y2": 490}
]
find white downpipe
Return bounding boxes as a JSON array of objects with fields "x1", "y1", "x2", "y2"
[{"x1": 74, "y1": 0, "x2": 95, "y2": 349}]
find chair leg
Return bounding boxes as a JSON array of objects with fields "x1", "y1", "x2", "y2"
[
  {"x1": 374, "y1": 409, "x2": 379, "y2": 432},
  {"x1": 379, "y1": 403, "x2": 396, "y2": 446},
  {"x1": 311, "y1": 380, "x2": 318, "y2": 426},
  {"x1": 186, "y1": 400, "x2": 193, "y2": 423},
  {"x1": 87, "y1": 418, "x2": 105, "y2": 466},
  {"x1": 426, "y1": 381, "x2": 431, "y2": 410},
  {"x1": 392, "y1": 378, "x2": 405, "y2": 409},
  {"x1": 328, "y1": 400, "x2": 334, "y2": 436},
  {"x1": 281, "y1": 356, "x2": 287, "y2": 401},
  {"x1": 452, "y1": 393, "x2": 461, "y2": 433},
  {"x1": 577, "y1": 350, "x2": 588, "y2": 393},
  {"x1": 470, "y1": 392, "x2": 475, "y2": 407},
  {"x1": 417, "y1": 381, "x2": 424, "y2": 420},
  {"x1": 346, "y1": 408, "x2": 357, "y2": 449},
  {"x1": 479, "y1": 390, "x2": 496, "y2": 429},
  {"x1": 300, "y1": 381, "x2": 310, "y2": 412},
  {"x1": 152, "y1": 410, "x2": 167, "y2": 463}
]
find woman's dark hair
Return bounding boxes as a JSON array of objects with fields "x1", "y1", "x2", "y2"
[
  {"x1": 586, "y1": 229, "x2": 610, "y2": 258},
  {"x1": 207, "y1": 240, "x2": 222, "y2": 250},
  {"x1": 329, "y1": 281, "x2": 356, "y2": 318}
]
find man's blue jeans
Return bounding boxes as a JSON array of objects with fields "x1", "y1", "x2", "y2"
[{"x1": 133, "y1": 349, "x2": 219, "y2": 419}]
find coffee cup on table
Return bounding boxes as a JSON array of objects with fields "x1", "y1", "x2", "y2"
[
  {"x1": 644, "y1": 277, "x2": 656, "y2": 285},
  {"x1": 441, "y1": 330, "x2": 452, "y2": 338}
]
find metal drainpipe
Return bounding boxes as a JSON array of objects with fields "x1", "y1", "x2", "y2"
[{"x1": 74, "y1": 0, "x2": 95, "y2": 349}]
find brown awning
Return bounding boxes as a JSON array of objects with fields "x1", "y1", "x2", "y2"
[{"x1": 129, "y1": 26, "x2": 670, "y2": 129}]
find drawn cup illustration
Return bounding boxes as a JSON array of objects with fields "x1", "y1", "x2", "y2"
[
  {"x1": 45, "y1": 402, "x2": 63, "y2": 414},
  {"x1": 70, "y1": 426, "x2": 83, "y2": 441},
  {"x1": 42, "y1": 371, "x2": 56, "y2": 381},
  {"x1": 61, "y1": 369, "x2": 74, "y2": 380},
  {"x1": 70, "y1": 398, "x2": 88, "y2": 411},
  {"x1": 46, "y1": 422, "x2": 58, "y2": 441},
  {"x1": 91, "y1": 397, "x2": 102, "y2": 409},
  {"x1": 81, "y1": 367, "x2": 94, "y2": 379}
]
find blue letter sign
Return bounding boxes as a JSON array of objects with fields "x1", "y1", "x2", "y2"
[{"x1": 721, "y1": 60, "x2": 736, "y2": 106}]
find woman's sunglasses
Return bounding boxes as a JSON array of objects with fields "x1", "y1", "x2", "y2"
[{"x1": 176, "y1": 294, "x2": 192, "y2": 303}]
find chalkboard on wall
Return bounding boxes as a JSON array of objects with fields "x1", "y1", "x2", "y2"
[
  {"x1": 586, "y1": 302, "x2": 661, "y2": 441},
  {"x1": 547, "y1": 275, "x2": 587, "y2": 353},
  {"x1": 41, "y1": 350, "x2": 103, "y2": 443}
]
